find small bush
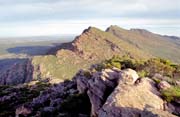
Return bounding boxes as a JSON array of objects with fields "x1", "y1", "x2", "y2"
[
  {"x1": 138, "y1": 70, "x2": 149, "y2": 78},
  {"x1": 102, "y1": 55, "x2": 139, "y2": 70},
  {"x1": 152, "y1": 78, "x2": 161, "y2": 84},
  {"x1": 161, "y1": 86, "x2": 180, "y2": 102},
  {"x1": 141, "y1": 58, "x2": 175, "y2": 77}
]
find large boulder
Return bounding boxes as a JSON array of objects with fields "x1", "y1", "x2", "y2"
[
  {"x1": 76, "y1": 68, "x2": 120, "y2": 116},
  {"x1": 118, "y1": 68, "x2": 139, "y2": 85},
  {"x1": 98, "y1": 78, "x2": 174, "y2": 117},
  {"x1": 76, "y1": 68, "x2": 140, "y2": 116}
]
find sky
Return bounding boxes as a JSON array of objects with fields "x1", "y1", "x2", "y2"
[{"x1": 0, "y1": 0, "x2": 179, "y2": 37}]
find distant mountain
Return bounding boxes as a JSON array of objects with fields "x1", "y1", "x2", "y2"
[
  {"x1": 0, "y1": 26, "x2": 180, "y2": 85},
  {"x1": 32, "y1": 26, "x2": 151, "y2": 81},
  {"x1": 106, "y1": 25, "x2": 180, "y2": 63},
  {"x1": 163, "y1": 35, "x2": 180, "y2": 40}
]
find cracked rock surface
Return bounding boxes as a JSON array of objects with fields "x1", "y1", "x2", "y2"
[{"x1": 76, "y1": 68, "x2": 176, "y2": 117}]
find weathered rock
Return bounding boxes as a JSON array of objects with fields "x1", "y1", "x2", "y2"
[
  {"x1": 76, "y1": 68, "x2": 120, "y2": 116},
  {"x1": 158, "y1": 81, "x2": 171, "y2": 90},
  {"x1": 152, "y1": 73, "x2": 171, "y2": 83},
  {"x1": 118, "y1": 68, "x2": 139, "y2": 85},
  {"x1": 41, "y1": 107, "x2": 55, "y2": 116},
  {"x1": 15, "y1": 80, "x2": 79, "y2": 116},
  {"x1": 0, "y1": 59, "x2": 33, "y2": 85},
  {"x1": 76, "y1": 70, "x2": 89, "y2": 93},
  {"x1": 98, "y1": 78, "x2": 169, "y2": 117},
  {"x1": 165, "y1": 103, "x2": 176, "y2": 114},
  {"x1": 76, "y1": 68, "x2": 140, "y2": 116},
  {"x1": 165, "y1": 102, "x2": 180, "y2": 116},
  {"x1": 141, "y1": 108, "x2": 177, "y2": 117},
  {"x1": 16, "y1": 105, "x2": 32, "y2": 117},
  {"x1": 175, "y1": 80, "x2": 180, "y2": 86}
]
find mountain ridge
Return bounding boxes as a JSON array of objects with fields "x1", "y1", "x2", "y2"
[
  {"x1": 0, "y1": 25, "x2": 180, "y2": 85},
  {"x1": 106, "y1": 25, "x2": 180, "y2": 63},
  {"x1": 0, "y1": 25, "x2": 180, "y2": 116}
]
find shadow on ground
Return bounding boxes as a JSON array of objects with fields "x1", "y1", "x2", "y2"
[{"x1": 6, "y1": 46, "x2": 54, "y2": 56}]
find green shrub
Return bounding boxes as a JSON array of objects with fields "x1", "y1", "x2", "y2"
[
  {"x1": 138, "y1": 70, "x2": 149, "y2": 78},
  {"x1": 160, "y1": 58, "x2": 172, "y2": 66},
  {"x1": 141, "y1": 58, "x2": 175, "y2": 77},
  {"x1": 103, "y1": 55, "x2": 139, "y2": 70},
  {"x1": 161, "y1": 86, "x2": 180, "y2": 102},
  {"x1": 92, "y1": 56, "x2": 179, "y2": 86},
  {"x1": 152, "y1": 78, "x2": 161, "y2": 84}
]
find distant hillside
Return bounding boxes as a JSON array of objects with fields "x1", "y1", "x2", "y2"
[
  {"x1": 0, "y1": 36, "x2": 74, "y2": 85},
  {"x1": 32, "y1": 27, "x2": 151, "y2": 81},
  {"x1": 1, "y1": 26, "x2": 180, "y2": 85},
  {"x1": 0, "y1": 36, "x2": 73, "y2": 56},
  {"x1": 106, "y1": 25, "x2": 180, "y2": 63}
]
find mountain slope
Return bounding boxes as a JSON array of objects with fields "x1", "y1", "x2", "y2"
[
  {"x1": 32, "y1": 27, "x2": 151, "y2": 81},
  {"x1": 106, "y1": 25, "x2": 180, "y2": 63}
]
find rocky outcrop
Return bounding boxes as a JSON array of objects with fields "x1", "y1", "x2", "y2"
[
  {"x1": 0, "y1": 67, "x2": 178, "y2": 117},
  {"x1": 76, "y1": 68, "x2": 176, "y2": 117},
  {"x1": 15, "y1": 80, "x2": 80, "y2": 117},
  {"x1": 0, "y1": 58, "x2": 33, "y2": 85},
  {"x1": 98, "y1": 78, "x2": 166, "y2": 117},
  {"x1": 141, "y1": 108, "x2": 177, "y2": 117},
  {"x1": 158, "y1": 81, "x2": 171, "y2": 90},
  {"x1": 75, "y1": 68, "x2": 120, "y2": 116}
]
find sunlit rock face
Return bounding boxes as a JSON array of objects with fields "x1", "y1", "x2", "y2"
[{"x1": 76, "y1": 68, "x2": 176, "y2": 117}]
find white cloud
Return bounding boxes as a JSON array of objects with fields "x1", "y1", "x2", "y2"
[
  {"x1": 0, "y1": 0, "x2": 179, "y2": 21},
  {"x1": 0, "y1": 18, "x2": 179, "y2": 37},
  {"x1": 0, "y1": 0, "x2": 179, "y2": 37}
]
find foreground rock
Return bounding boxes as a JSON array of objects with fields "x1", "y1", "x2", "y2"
[
  {"x1": 98, "y1": 78, "x2": 169, "y2": 117},
  {"x1": 15, "y1": 80, "x2": 80, "y2": 116},
  {"x1": 1, "y1": 67, "x2": 178, "y2": 117},
  {"x1": 76, "y1": 68, "x2": 176, "y2": 117},
  {"x1": 76, "y1": 68, "x2": 121, "y2": 116},
  {"x1": 158, "y1": 81, "x2": 171, "y2": 90}
]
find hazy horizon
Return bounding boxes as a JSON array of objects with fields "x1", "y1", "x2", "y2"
[{"x1": 0, "y1": 0, "x2": 179, "y2": 37}]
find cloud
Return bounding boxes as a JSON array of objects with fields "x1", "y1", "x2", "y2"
[
  {"x1": 0, "y1": 0, "x2": 179, "y2": 37},
  {"x1": 0, "y1": 0, "x2": 179, "y2": 22},
  {"x1": 0, "y1": 18, "x2": 179, "y2": 37}
]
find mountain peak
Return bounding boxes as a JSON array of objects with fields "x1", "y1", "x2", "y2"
[
  {"x1": 106, "y1": 25, "x2": 126, "y2": 32},
  {"x1": 82, "y1": 26, "x2": 100, "y2": 34}
]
